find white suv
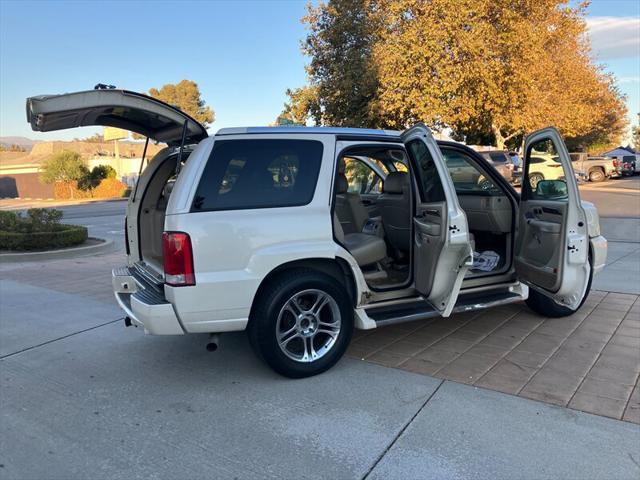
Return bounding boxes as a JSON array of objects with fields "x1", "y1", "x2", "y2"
[{"x1": 27, "y1": 90, "x2": 607, "y2": 378}]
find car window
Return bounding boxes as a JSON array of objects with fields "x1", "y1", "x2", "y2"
[
  {"x1": 441, "y1": 148, "x2": 502, "y2": 195},
  {"x1": 342, "y1": 157, "x2": 383, "y2": 194},
  {"x1": 489, "y1": 152, "x2": 507, "y2": 163},
  {"x1": 393, "y1": 161, "x2": 408, "y2": 172},
  {"x1": 406, "y1": 139, "x2": 445, "y2": 202},
  {"x1": 525, "y1": 138, "x2": 568, "y2": 201},
  {"x1": 192, "y1": 139, "x2": 323, "y2": 211}
]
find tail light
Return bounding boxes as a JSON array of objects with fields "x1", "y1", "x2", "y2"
[
  {"x1": 162, "y1": 232, "x2": 195, "y2": 286},
  {"x1": 612, "y1": 159, "x2": 618, "y2": 167}
]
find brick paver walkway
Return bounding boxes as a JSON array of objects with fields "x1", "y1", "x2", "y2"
[
  {"x1": 3, "y1": 254, "x2": 638, "y2": 423},
  {"x1": 348, "y1": 290, "x2": 640, "y2": 423}
]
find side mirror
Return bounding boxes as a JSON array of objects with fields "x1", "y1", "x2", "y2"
[{"x1": 535, "y1": 179, "x2": 568, "y2": 199}]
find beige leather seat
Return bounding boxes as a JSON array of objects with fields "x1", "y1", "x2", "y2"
[
  {"x1": 377, "y1": 171, "x2": 411, "y2": 253},
  {"x1": 334, "y1": 214, "x2": 387, "y2": 266},
  {"x1": 334, "y1": 174, "x2": 370, "y2": 234}
]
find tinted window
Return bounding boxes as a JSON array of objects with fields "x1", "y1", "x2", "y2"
[
  {"x1": 192, "y1": 139, "x2": 323, "y2": 211},
  {"x1": 489, "y1": 152, "x2": 507, "y2": 163},
  {"x1": 407, "y1": 139, "x2": 445, "y2": 202}
]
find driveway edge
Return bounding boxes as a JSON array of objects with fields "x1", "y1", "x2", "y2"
[{"x1": 0, "y1": 237, "x2": 115, "y2": 263}]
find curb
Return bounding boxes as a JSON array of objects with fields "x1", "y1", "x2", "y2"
[{"x1": 0, "y1": 237, "x2": 116, "y2": 263}]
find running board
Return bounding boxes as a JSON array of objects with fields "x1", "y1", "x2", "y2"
[{"x1": 365, "y1": 289, "x2": 524, "y2": 327}]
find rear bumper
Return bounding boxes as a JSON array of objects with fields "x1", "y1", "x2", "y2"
[
  {"x1": 112, "y1": 266, "x2": 184, "y2": 335},
  {"x1": 589, "y1": 235, "x2": 607, "y2": 276}
]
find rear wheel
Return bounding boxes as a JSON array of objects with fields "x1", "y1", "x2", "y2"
[
  {"x1": 248, "y1": 269, "x2": 353, "y2": 378},
  {"x1": 589, "y1": 168, "x2": 605, "y2": 183}
]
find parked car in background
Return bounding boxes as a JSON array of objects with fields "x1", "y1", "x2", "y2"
[
  {"x1": 27, "y1": 89, "x2": 607, "y2": 378},
  {"x1": 526, "y1": 152, "x2": 566, "y2": 189},
  {"x1": 620, "y1": 155, "x2": 639, "y2": 175},
  {"x1": 619, "y1": 156, "x2": 636, "y2": 176},
  {"x1": 478, "y1": 150, "x2": 514, "y2": 184},
  {"x1": 569, "y1": 153, "x2": 620, "y2": 182}
]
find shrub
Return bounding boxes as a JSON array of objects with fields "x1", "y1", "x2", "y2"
[
  {"x1": 40, "y1": 150, "x2": 86, "y2": 198},
  {"x1": 92, "y1": 164, "x2": 117, "y2": 179},
  {"x1": 0, "y1": 208, "x2": 88, "y2": 251},
  {"x1": 0, "y1": 225, "x2": 88, "y2": 251},
  {"x1": 0, "y1": 211, "x2": 19, "y2": 231},
  {"x1": 54, "y1": 178, "x2": 127, "y2": 199}
]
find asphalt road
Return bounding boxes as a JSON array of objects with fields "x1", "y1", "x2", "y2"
[{"x1": 57, "y1": 200, "x2": 127, "y2": 247}]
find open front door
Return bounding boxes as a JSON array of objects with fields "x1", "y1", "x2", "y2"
[
  {"x1": 516, "y1": 127, "x2": 590, "y2": 309},
  {"x1": 402, "y1": 124, "x2": 472, "y2": 316}
]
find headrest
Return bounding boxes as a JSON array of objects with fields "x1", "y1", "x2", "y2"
[
  {"x1": 383, "y1": 171, "x2": 408, "y2": 194},
  {"x1": 336, "y1": 173, "x2": 349, "y2": 194}
]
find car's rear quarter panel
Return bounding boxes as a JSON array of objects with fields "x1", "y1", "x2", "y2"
[{"x1": 164, "y1": 133, "x2": 339, "y2": 333}]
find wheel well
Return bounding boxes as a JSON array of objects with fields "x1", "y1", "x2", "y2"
[
  {"x1": 249, "y1": 258, "x2": 358, "y2": 320},
  {"x1": 589, "y1": 166, "x2": 604, "y2": 174}
]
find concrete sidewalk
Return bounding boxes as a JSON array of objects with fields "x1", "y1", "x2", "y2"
[{"x1": 1, "y1": 261, "x2": 639, "y2": 479}]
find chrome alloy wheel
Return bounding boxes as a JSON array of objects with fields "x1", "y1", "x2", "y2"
[{"x1": 276, "y1": 289, "x2": 342, "y2": 363}]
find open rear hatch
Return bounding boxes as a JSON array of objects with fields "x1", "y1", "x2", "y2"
[
  {"x1": 26, "y1": 88, "x2": 207, "y2": 282},
  {"x1": 26, "y1": 89, "x2": 208, "y2": 145}
]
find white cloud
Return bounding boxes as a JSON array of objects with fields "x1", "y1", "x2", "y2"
[
  {"x1": 586, "y1": 16, "x2": 640, "y2": 59},
  {"x1": 617, "y1": 75, "x2": 640, "y2": 83}
]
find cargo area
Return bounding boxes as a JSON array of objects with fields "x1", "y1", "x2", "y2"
[{"x1": 129, "y1": 149, "x2": 191, "y2": 279}]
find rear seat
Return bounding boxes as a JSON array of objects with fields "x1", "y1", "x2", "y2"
[{"x1": 333, "y1": 174, "x2": 387, "y2": 267}]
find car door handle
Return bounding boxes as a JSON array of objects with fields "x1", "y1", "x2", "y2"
[{"x1": 421, "y1": 208, "x2": 440, "y2": 217}]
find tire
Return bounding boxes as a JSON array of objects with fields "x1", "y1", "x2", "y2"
[
  {"x1": 528, "y1": 173, "x2": 544, "y2": 190},
  {"x1": 525, "y1": 256, "x2": 594, "y2": 318},
  {"x1": 248, "y1": 269, "x2": 354, "y2": 378},
  {"x1": 589, "y1": 168, "x2": 605, "y2": 183}
]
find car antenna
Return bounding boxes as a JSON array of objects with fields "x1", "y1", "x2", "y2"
[
  {"x1": 131, "y1": 136, "x2": 150, "y2": 203},
  {"x1": 175, "y1": 120, "x2": 188, "y2": 176}
]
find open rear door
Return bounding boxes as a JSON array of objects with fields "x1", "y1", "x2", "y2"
[
  {"x1": 516, "y1": 127, "x2": 590, "y2": 309},
  {"x1": 402, "y1": 124, "x2": 472, "y2": 316},
  {"x1": 26, "y1": 89, "x2": 207, "y2": 146}
]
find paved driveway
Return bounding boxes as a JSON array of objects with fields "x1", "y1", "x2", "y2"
[
  {"x1": 1, "y1": 267, "x2": 638, "y2": 479},
  {"x1": 348, "y1": 291, "x2": 640, "y2": 423}
]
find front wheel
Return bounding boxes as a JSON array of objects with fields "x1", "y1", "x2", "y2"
[
  {"x1": 248, "y1": 269, "x2": 353, "y2": 378},
  {"x1": 589, "y1": 168, "x2": 605, "y2": 183}
]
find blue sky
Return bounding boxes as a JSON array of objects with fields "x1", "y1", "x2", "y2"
[{"x1": 0, "y1": 0, "x2": 638, "y2": 142}]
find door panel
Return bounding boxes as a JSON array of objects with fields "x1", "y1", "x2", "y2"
[
  {"x1": 402, "y1": 124, "x2": 472, "y2": 316},
  {"x1": 516, "y1": 127, "x2": 590, "y2": 309},
  {"x1": 413, "y1": 203, "x2": 445, "y2": 296}
]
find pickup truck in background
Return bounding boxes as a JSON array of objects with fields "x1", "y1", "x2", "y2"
[{"x1": 569, "y1": 153, "x2": 621, "y2": 182}]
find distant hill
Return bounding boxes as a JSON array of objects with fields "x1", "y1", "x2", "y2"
[{"x1": 0, "y1": 136, "x2": 41, "y2": 151}]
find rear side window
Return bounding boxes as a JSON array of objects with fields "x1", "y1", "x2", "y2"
[{"x1": 192, "y1": 139, "x2": 323, "y2": 211}]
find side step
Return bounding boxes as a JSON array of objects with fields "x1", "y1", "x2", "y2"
[{"x1": 365, "y1": 288, "x2": 524, "y2": 327}]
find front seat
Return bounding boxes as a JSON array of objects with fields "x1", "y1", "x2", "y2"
[
  {"x1": 334, "y1": 213, "x2": 387, "y2": 267},
  {"x1": 377, "y1": 171, "x2": 411, "y2": 253}
]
